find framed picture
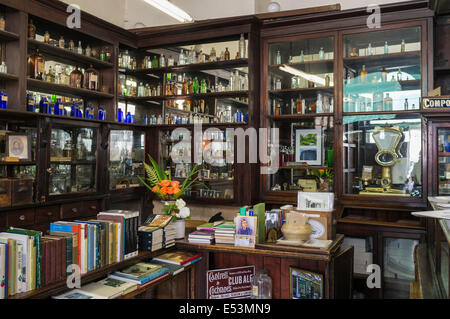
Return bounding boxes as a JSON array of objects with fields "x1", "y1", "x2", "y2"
[
  {"x1": 294, "y1": 129, "x2": 322, "y2": 165},
  {"x1": 289, "y1": 267, "x2": 323, "y2": 299},
  {"x1": 6, "y1": 133, "x2": 31, "y2": 160},
  {"x1": 297, "y1": 192, "x2": 334, "y2": 211},
  {"x1": 265, "y1": 210, "x2": 282, "y2": 243}
]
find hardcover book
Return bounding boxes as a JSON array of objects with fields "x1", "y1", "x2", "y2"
[
  {"x1": 80, "y1": 277, "x2": 137, "y2": 299},
  {"x1": 152, "y1": 251, "x2": 202, "y2": 266}
]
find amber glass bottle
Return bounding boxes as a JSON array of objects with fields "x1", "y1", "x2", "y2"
[
  {"x1": 70, "y1": 66, "x2": 83, "y2": 88},
  {"x1": 83, "y1": 65, "x2": 99, "y2": 90},
  {"x1": 27, "y1": 49, "x2": 45, "y2": 80}
]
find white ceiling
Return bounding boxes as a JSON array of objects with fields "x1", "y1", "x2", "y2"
[{"x1": 60, "y1": 0, "x2": 411, "y2": 29}]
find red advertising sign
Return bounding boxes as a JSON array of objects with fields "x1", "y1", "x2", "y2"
[{"x1": 207, "y1": 265, "x2": 255, "y2": 299}]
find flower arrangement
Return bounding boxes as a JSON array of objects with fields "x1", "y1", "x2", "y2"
[
  {"x1": 311, "y1": 169, "x2": 334, "y2": 192},
  {"x1": 138, "y1": 155, "x2": 201, "y2": 220}
]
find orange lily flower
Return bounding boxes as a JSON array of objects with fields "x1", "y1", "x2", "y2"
[
  {"x1": 152, "y1": 185, "x2": 160, "y2": 193},
  {"x1": 159, "y1": 180, "x2": 171, "y2": 187},
  {"x1": 171, "y1": 181, "x2": 180, "y2": 188}
]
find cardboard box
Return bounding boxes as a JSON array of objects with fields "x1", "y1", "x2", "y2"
[{"x1": 287, "y1": 208, "x2": 335, "y2": 240}]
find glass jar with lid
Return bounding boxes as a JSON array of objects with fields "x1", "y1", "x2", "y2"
[
  {"x1": 251, "y1": 270, "x2": 272, "y2": 299},
  {"x1": 28, "y1": 49, "x2": 45, "y2": 80},
  {"x1": 70, "y1": 66, "x2": 83, "y2": 88},
  {"x1": 83, "y1": 64, "x2": 99, "y2": 90}
]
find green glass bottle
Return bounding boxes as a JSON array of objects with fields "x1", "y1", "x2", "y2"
[
  {"x1": 152, "y1": 56, "x2": 158, "y2": 68},
  {"x1": 193, "y1": 77, "x2": 199, "y2": 94},
  {"x1": 200, "y1": 79, "x2": 207, "y2": 93}
]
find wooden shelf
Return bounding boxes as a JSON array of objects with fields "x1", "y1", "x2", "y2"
[
  {"x1": 279, "y1": 165, "x2": 334, "y2": 170},
  {"x1": 27, "y1": 78, "x2": 114, "y2": 99},
  {"x1": 344, "y1": 79, "x2": 420, "y2": 92},
  {"x1": 0, "y1": 161, "x2": 36, "y2": 166},
  {"x1": 343, "y1": 51, "x2": 421, "y2": 64},
  {"x1": 9, "y1": 250, "x2": 178, "y2": 299},
  {"x1": 439, "y1": 152, "x2": 450, "y2": 157},
  {"x1": 337, "y1": 217, "x2": 423, "y2": 229},
  {"x1": 199, "y1": 178, "x2": 234, "y2": 182},
  {"x1": 0, "y1": 72, "x2": 19, "y2": 81},
  {"x1": 269, "y1": 87, "x2": 334, "y2": 95},
  {"x1": 0, "y1": 29, "x2": 20, "y2": 42},
  {"x1": 50, "y1": 161, "x2": 96, "y2": 165},
  {"x1": 28, "y1": 39, "x2": 114, "y2": 69},
  {"x1": 269, "y1": 59, "x2": 334, "y2": 68},
  {"x1": 122, "y1": 58, "x2": 248, "y2": 76},
  {"x1": 343, "y1": 109, "x2": 421, "y2": 116},
  {"x1": 435, "y1": 66, "x2": 450, "y2": 74},
  {"x1": 268, "y1": 113, "x2": 333, "y2": 120}
]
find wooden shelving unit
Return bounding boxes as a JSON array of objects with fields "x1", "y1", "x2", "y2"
[
  {"x1": 0, "y1": 29, "x2": 19, "y2": 41},
  {"x1": 27, "y1": 78, "x2": 114, "y2": 99}
]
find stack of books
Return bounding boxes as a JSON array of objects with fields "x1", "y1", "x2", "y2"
[
  {"x1": 163, "y1": 223, "x2": 176, "y2": 248},
  {"x1": 153, "y1": 250, "x2": 202, "y2": 267},
  {"x1": 109, "y1": 262, "x2": 169, "y2": 289},
  {"x1": 214, "y1": 222, "x2": 236, "y2": 245},
  {"x1": 188, "y1": 229, "x2": 215, "y2": 244},
  {"x1": 138, "y1": 226, "x2": 163, "y2": 252}
]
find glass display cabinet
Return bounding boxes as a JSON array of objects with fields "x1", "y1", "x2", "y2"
[
  {"x1": 261, "y1": 34, "x2": 336, "y2": 201},
  {"x1": 109, "y1": 129, "x2": 145, "y2": 190},
  {"x1": 48, "y1": 123, "x2": 98, "y2": 196},
  {"x1": 0, "y1": 118, "x2": 37, "y2": 207},
  {"x1": 117, "y1": 35, "x2": 249, "y2": 126}
]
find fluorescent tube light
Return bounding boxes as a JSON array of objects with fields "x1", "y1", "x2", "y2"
[
  {"x1": 279, "y1": 65, "x2": 334, "y2": 87},
  {"x1": 144, "y1": 0, "x2": 193, "y2": 23}
]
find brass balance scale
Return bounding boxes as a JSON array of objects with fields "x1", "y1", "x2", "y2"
[{"x1": 359, "y1": 125, "x2": 410, "y2": 196}]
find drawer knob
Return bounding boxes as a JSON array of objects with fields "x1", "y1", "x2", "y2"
[
  {"x1": 47, "y1": 212, "x2": 53, "y2": 216},
  {"x1": 19, "y1": 215, "x2": 25, "y2": 221},
  {"x1": 72, "y1": 208, "x2": 78, "y2": 213},
  {"x1": 90, "y1": 206, "x2": 97, "y2": 210}
]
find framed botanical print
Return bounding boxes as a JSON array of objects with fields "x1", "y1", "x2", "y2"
[
  {"x1": 289, "y1": 267, "x2": 323, "y2": 299},
  {"x1": 294, "y1": 129, "x2": 322, "y2": 165},
  {"x1": 6, "y1": 133, "x2": 31, "y2": 161}
]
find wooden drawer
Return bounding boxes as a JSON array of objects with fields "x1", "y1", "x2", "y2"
[
  {"x1": 81, "y1": 200, "x2": 101, "y2": 217},
  {"x1": 61, "y1": 202, "x2": 83, "y2": 220},
  {"x1": 6, "y1": 208, "x2": 36, "y2": 228},
  {"x1": 36, "y1": 205, "x2": 61, "y2": 224}
]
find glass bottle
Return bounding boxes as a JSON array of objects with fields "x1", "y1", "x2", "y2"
[
  {"x1": 28, "y1": 49, "x2": 45, "y2": 80},
  {"x1": 325, "y1": 74, "x2": 330, "y2": 87},
  {"x1": 296, "y1": 98, "x2": 303, "y2": 114},
  {"x1": 299, "y1": 50, "x2": 304, "y2": 62},
  {"x1": 193, "y1": 77, "x2": 199, "y2": 94},
  {"x1": 396, "y1": 68, "x2": 402, "y2": 81},
  {"x1": 45, "y1": 65, "x2": 55, "y2": 83},
  {"x1": 167, "y1": 55, "x2": 174, "y2": 66},
  {"x1": 59, "y1": 36, "x2": 65, "y2": 49},
  {"x1": 319, "y1": 47, "x2": 325, "y2": 60},
  {"x1": 209, "y1": 47, "x2": 217, "y2": 62},
  {"x1": 100, "y1": 49, "x2": 106, "y2": 62},
  {"x1": 200, "y1": 79, "x2": 207, "y2": 93},
  {"x1": 83, "y1": 65, "x2": 99, "y2": 90},
  {"x1": 239, "y1": 33, "x2": 246, "y2": 59},
  {"x1": 224, "y1": 47, "x2": 230, "y2": 61},
  {"x1": 28, "y1": 19, "x2": 36, "y2": 39},
  {"x1": 383, "y1": 93, "x2": 393, "y2": 111},
  {"x1": 179, "y1": 49, "x2": 185, "y2": 65},
  {"x1": 69, "y1": 40, "x2": 75, "y2": 51},
  {"x1": 367, "y1": 43, "x2": 373, "y2": 55},
  {"x1": 85, "y1": 104, "x2": 95, "y2": 119},
  {"x1": 117, "y1": 107, "x2": 124, "y2": 122},
  {"x1": 39, "y1": 96, "x2": 50, "y2": 114},
  {"x1": 182, "y1": 77, "x2": 188, "y2": 95},
  {"x1": 276, "y1": 49, "x2": 281, "y2": 64},
  {"x1": 77, "y1": 41, "x2": 83, "y2": 55},
  {"x1": 404, "y1": 98, "x2": 409, "y2": 110},
  {"x1": 0, "y1": 91, "x2": 7, "y2": 109},
  {"x1": 275, "y1": 78, "x2": 282, "y2": 90},
  {"x1": 360, "y1": 65, "x2": 367, "y2": 83},
  {"x1": 401, "y1": 39, "x2": 406, "y2": 52},
  {"x1": 43, "y1": 31, "x2": 50, "y2": 44},
  {"x1": 131, "y1": 57, "x2": 137, "y2": 70},
  {"x1": 54, "y1": 98, "x2": 64, "y2": 116},
  {"x1": 98, "y1": 107, "x2": 106, "y2": 121},
  {"x1": 381, "y1": 67, "x2": 388, "y2": 82},
  {"x1": 160, "y1": 54, "x2": 166, "y2": 67},
  {"x1": 0, "y1": 61, "x2": 7, "y2": 73},
  {"x1": 27, "y1": 93, "x2": 35, "y2": 112},
  {"x1": 70, "y1": 66, "x2": 83, "y2": 88},
  {"x1": 60, "y1": 66, "x2": 69, "y2": 85},
  {"x1": 152, "y1": 55, "x2": 158, "y2": 68},
  {"x1": 85, "y1": 45, "x2": 92, "y2": 57},
  {"x1": 384, "y1": 41, "x2": 389, "y2": 54},
  {"x1": 0, "y1": 16, "x2": 5, "y2": 31}
]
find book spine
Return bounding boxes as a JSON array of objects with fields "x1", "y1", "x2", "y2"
[
  {"x1": 49, "y1": 240, "x2": 55, "y2": 285},
  {"x1": 0, "y1": 244, "x2": 5, "y2": 299},
  {"x1": 65, "y1": 237, "x2": 72, "y2": 276},
  {"x1": 61, "y1": 238, "x2": 67, "y2": 280},
  {"x1": 16, "y1": 243, "x2": 23, "y2": 293}
]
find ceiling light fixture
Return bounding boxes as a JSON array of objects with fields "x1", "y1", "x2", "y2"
[{"x1": 143, "y1": 0, "x2": 193, "y2": 23}]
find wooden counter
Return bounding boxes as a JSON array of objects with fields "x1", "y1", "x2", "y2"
[{"x1": 175, "y1": 234, "x2": 353, "y2": 299}]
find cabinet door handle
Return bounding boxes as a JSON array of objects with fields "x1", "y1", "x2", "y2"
[
  {"x1": 90, "y1": 206, "x2": 97, "y2": 210},
  {"x1": 47, "y1": 212, "x2": 53, "y2": 216},
  {"x1": 19, "y1": 215, "x2": 25, "y2": 221},
  {"x1": 72, "y1": 208, "x2": 78, "y2": 213}
]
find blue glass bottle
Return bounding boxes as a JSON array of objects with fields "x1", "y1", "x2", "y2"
[
  {"x1": 40, "y1": 96, "x2": 49, "y2": 114},
  {"x1": 85, "y1": 104, "x2": 94, "y2": 119},
  {"x1": 70, "y1": 101, "x2": 76, "y2": 117},
  {"x1": 236, "y1": 109, "x2": 242, "y2": 122},
  {"x1": 143, "y1": 114, "x2": 149, "y2": 125},
  {"x1": 244, "y1": 112, "x2": 249, "y2": 123},
  {"x1": 118, "y1": 108, "x2": 124, "y2": 122},
  {"x1": 125, "y1": 111, "x2": 132, "y2": 123},
  {"x1": 98, "y1": 107, "x2": 106, "y2": 121},
  {"x1": 53, "y1": 98, "x2": 63, "y2": 116},
  {"x1": 27, "y1": 94, "x2": 36, "y2": 112},
  {"x1": 0, "y1": 91, "x2": 7, "y2": 109},
  {"x1": 76, "y1": 105, "x2": 83, "y2": 118}
]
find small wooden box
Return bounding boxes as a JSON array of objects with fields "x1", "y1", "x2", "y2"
[
  {"x1": 0, "y1": 179, "x2": 11, "y2": 208},
  {"x1": 11, "y1": 178, "x2": 33, "y2": 206},
  {"x1": 288, "y1": 208, "x2": 336, "y2": 240}
]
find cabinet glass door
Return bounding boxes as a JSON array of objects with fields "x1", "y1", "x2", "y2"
[
  {"x1": 437, "y1": 128, "x2": 450, "y2": 195},
  {"x1": 109, "y1": 130, "x2": 145, "y2": 190},
  {"x1": 49, "y1": 127, "x2": 97, "y2": 195},
  {"x1": 265, "y1": 35, "x2": 335, "y2": 195},
  {"x1": 343, "y1": 27, "x2": 421, "y2": 113}
]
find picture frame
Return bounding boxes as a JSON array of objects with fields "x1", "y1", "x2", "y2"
[
  {"x1": 294, "y1": 129, "x2": 322, "y2": 165},
  {"x1": 265, "y1": 210, "x2": 282, "y2": 243},
  {"x1": 6, "y1": 133, "x2": 31, "y2": 161},
  {"x1": 297, "y1": 192, "x2": 334, "y2": 211},
  {"x1": 289, "y1": 267, "x2": 323, "y2": 299},
  {"x1": 235, "y1": 216, "x2": 257, "y2": 248}
]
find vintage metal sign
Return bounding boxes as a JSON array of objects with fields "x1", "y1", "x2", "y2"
[
  {"x1": 206, "y1": 265, "x2": 255, "y2": 299},
  {"x1": 422, "y1": 96, "x2": 450, "y2": 109}
]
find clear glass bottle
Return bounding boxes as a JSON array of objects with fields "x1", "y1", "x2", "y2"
[
  {"x1": 367, "y1": 43, "x2": 373, "y2": 55},
  {"x1": 59, "y1": 36, "x2": 65, "y2": 49},
  {"x1": 159, "y1": 54, "x2": 166, "y2": 67},
  {"x1": 401, "y1": 39, "x2": 406, "y2": 52},
  {"x1": 276, "y1": 49, "x2": 281, "y2": 64},
  {"x1": 85, "y1": 45, "x2": 92, "y2": 57},
  {"x1": 179, "y1": 49, "x2": 185, "y2": 65},
  {"x1": 239, "y1": 33, "x2": 246, "y2": 59},
  {"x1": 299, "y1": 50, "x2": 304, "y2": 62},
  {"x1": 77, "y1": 41, "x2": 83, "y2": 55},
  {"x1": 251, "y1": 270, "x2": 272, "y2": 299},
  {"x1": 209, "y1": 47, "x2": 217, "y2": 62},
  {"x1": 384, "y1": 41, "x2": 389, "y2": 54},
  {"x1": 319, "y1": 47, "x2": 324, "y2": 60}
]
